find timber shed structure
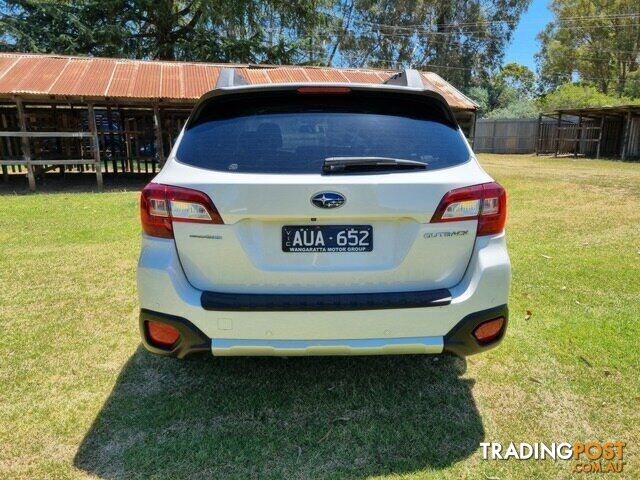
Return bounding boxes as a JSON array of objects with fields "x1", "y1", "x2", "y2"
[
  {"x1": 0, "y1": 52, "x2": 478, "y2": 191},
  {"x1": 537, "y1": 105, "x2": 640, "y2": 159}
]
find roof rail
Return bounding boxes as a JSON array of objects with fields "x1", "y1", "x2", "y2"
[
  {"x1": 383, "y1": 69, "x2": 424, "y2": 89},
  {"x1": 215, "y1": 68, "x2": 249, "y2": 88}
]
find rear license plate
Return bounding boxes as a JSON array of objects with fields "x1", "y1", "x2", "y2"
[{"x1": 282, "y1": 225, "x2": 373, "y2": 252}]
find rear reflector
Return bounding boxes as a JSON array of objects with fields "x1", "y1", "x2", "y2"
[
  {"x1": 140, "y1": 183, "x2": 223, "y2": 238},
  {"x1": 146, "y1": 320, "x2": 181, "y2": 348},
  {"x1": 473, "y1": 317, "x2": 505, "y2": 344},
  {"x1": 431, "y1": 182, "x2": 507, "y2": 236},
  {"x1": 297, "y1": 86, "x2": 351, "y2": 95}
]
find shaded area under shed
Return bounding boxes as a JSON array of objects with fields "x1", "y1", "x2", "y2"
[{"x1": 537, "y1": 105, "x2": 640, "y2": 160}]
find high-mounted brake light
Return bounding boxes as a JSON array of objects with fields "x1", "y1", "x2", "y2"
[
  {"x1": 297, "y1": 86, "x2": 351, "y2": 95},
  {"x1": 140, "y1": 183, "x2": 223, "y2": 238},
  {"x1": 430, "y1": 182, "x2": 506, "y2": 236}
]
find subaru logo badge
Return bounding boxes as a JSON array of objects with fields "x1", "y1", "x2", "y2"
[{"x1": 311, "y1": 191, "x2": 346, "y2": 209}]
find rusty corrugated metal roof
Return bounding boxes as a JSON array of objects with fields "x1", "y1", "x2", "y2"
[{"x1": 0, "y1": 53, "x2": 477, "y2": 110}]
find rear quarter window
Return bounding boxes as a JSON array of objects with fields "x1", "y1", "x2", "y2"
[{"x1": 177, "y1": 91, "x2": 470, "y2": 174}]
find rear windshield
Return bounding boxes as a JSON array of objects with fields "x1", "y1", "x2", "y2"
[{"x1": 177, "y1": 91, "x2": 470, "y2": 174}]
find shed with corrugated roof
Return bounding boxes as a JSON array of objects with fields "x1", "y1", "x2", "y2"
[{"x1": 0, "y1": 53, "x2": 478, "y2": 190}]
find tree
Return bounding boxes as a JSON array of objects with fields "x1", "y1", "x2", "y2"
[
  {"x1": 329, "y1": 0, "x2": 532, "y2": 90},
  {"x1": 467, "y1": 85, "x2": 489, "y2": 113},
  {"x1": 0, "y1": 1, "x2": 131, "y2": 57},
  {"x1": 0, "y1": 0, "x2": 333, "y2": 63},
  {"x1": 536, "y1": 0, "x2": 640, "y2": 95},
  {"x1": 467, "y1": 62, "x2": 536, "y2": 116},
  {"x1": 185, "y1": 0, "x2": 335, "y2": 64},
  {"x1": 622, "y1": 69, "x2": 640, "y2": 98},
  {"x1": 127, "y1": 0, "x2": 205, "y2": 60},
  {"x1": 500, "y1": 62, "x2": 535, "y2": 97},
  {"x1": 1, "y1": 0, "x2": 529, "y2": 90}
]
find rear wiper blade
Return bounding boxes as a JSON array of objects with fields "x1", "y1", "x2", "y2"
[{"x1": 322, "y1": 156, "x2": 428, "y2": 174}]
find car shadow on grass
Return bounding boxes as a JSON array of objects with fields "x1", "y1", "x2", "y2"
[{"x1": 74, "y1": 347, "x2": 483, "y2": 479}]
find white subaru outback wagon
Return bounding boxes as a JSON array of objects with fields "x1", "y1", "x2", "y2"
[{"x1": 137, "y1": 69, "x2": 510, "y2": 358}]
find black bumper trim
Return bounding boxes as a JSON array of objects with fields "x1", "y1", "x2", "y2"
[
  {"x1": 443, "y1": 304, "x2": 508, "y2": 357},
  {"x1": 200, "y1": 288, "x2": 452, "y2": 311},
  {"x1": 140, "y1": 309, "x2": 210, "y2": 359}
]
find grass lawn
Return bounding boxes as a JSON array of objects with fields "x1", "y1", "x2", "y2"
[{"x1": 1, "y1": 154, "x2": 638, "y2": 479}]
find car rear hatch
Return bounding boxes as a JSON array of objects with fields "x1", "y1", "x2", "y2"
[{"x1": 150, "y1": 86, "x2": 495, "y2": 295}]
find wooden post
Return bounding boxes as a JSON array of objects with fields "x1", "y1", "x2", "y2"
[
  {"x1": 119, "y1": 108, "x2": 130, "y2": 172},
  {"x1": 535, "y1": 114, "x2": 543, "y2": 155},
  {"x1": 52, "y1": 104, "x2": 64, "y2": 177},
  {"x1": 153, "y1": 105, "x2": 165, "y2": 169},
  {"x1": 106, "y1": 106, "x2": 117, "y2": 173},
  {"x1": 554, "y1": 113, "x2": 562, "y2": 157},
  {"x1": 468, "y1": 111, "x2": 477, "y2": 147},
  {"x1": 87, "y1": 104, "x2": 104, "y2": 191},
  {"x1": 66, "y1": 105, "x2": 74, "y2": 170},
  {"x1": 1, "y1": 111, "x2": 9, "y2": 183},
  {"x1": 491, "y1": 120, "x2": 497, "y2": 153},
  {"x1": 620, "y1": 110, "x2": 632, "y2": 160},
  {"x1": 574, "y1": 115, "x2": 582, "y2": 157},
  {"x1": 596, "y1": 115, "x2": 605, "y2": 159},
  {"x1": 15, "y1": 97, "x2": 35, "y2": 191}
]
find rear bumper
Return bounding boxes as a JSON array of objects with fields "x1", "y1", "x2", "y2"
[
  {"x1": 137, "y1": 231, "x2": 511, "y2": 357},
  {"x1": 140, "y1": 304, "x2": 507, "y2": 358}
]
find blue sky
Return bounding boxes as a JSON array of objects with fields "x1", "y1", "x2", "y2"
[{"x1": 503, "y1": 0, "x2": 554, "y2": 71}]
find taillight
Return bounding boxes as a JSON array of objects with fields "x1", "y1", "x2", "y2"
[
  {"x1": 140, "y1": 183, "x2": 223, "y2": 238},
  {"x1": 431, "y1": 182, "x2": 506, "y2": 236}
]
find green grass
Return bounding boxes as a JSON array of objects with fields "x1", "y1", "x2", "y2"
[{"x1": 0, "y1": 155, "x2": 638, "y2": 479}]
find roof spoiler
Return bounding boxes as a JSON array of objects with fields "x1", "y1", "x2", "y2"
[
  {"x1": 215, "y1": 68, "x2": 249, "y2": 88},
  {"x1": 215, "y1": 66, "x2": 426, "y2": 89},
  {"x1": 383, "y1": 69, "x2": 424, "y2": 89}
]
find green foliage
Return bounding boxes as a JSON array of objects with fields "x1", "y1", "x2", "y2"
[
  {"x1": 622, "y1": 69, "x2": 640, "y2": 98},
  {"x1": 468, "y1": 62, "x2": 537, "y2": 117},
  {"x1": 185, "y1": 0, "x2": 335, "y2": 64},
  {"x1": 0, "y1": 0, "x2": 334, "y2": 63},
  {"x1": 467, "y1": 86, "x2": 489, "y2": 113},
  {"x1": 484, "y1": 98, "x2": 539, "y2": 119},
  {"x1": 332, "y1": 0, "x2": 532, "y2": 89},
  {"x1": 0, "y1": 0, "x2": 131, "y2": 57},
  {"x1": 537, "y1": 83, "x2": 639, "y2": 111},
  {"x1": 499, "y1": 62, "x2": 536, "y2": 97}
]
